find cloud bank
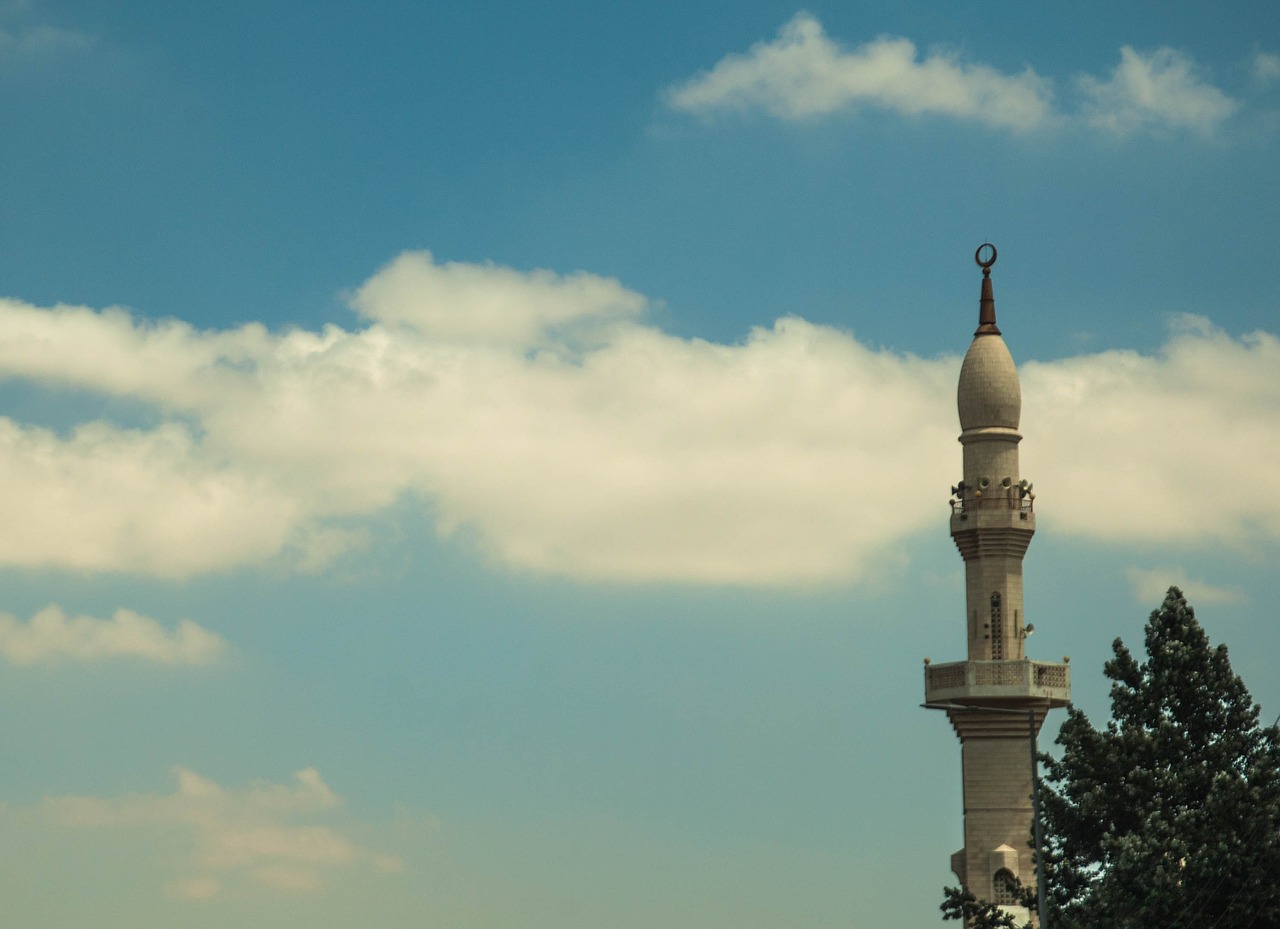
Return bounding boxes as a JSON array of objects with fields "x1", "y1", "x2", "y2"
[
  {"x1": 0, "y1": 255, "x2": 1277, "y2": 587},
  {"x1": 0, "y1": 604, "x2": 226, "y2": 666},
  {"x1": 1022, "y1": 315, "x2": 1280, "y2": 547},
  {"x1": 665, "y1": 12, "x2": 1240, "y2": 136},
  {"x1": 46, "y1": 767, "x2": 400, "y2": 899}
]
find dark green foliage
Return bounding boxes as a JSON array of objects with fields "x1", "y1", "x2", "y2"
[
  {"x1": 1038, "y1": 587, "x2": 1280, "y2": 928},
  {"x1": 941, "y1": 587, "x2": 1280, "y2": 928},
  {"x1": 941, "y1": 883, "x2": 1028, "y2": 929}
]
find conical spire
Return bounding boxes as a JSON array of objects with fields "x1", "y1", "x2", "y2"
[{"x1": 975, "y1": 243, "x2": 1000, "y2": 336}]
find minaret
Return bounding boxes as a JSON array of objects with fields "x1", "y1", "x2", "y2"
[{"x1": 924, "y1": 245, "x2": 1070, "y2": 921}]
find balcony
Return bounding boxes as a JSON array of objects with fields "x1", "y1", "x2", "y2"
[
  {"x1": 950, "y1": 494, "x2": 1034, "y2": 516},
  {"x1": 924, "y1": 658, "x2": 1070, "y2": 706}
]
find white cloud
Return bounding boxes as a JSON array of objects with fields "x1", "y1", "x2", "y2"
[
  {"x1": 1077, "y1": 46, "x2": 1238, "y2": 134},
  {"x1": 0, "y1": 604, "x2": 226, "y2": 666},
  {"x1": 0, "y1": 261, "x2": 959, "y2": 586},
  {"x1": 665, "y1": 16, "x2": 1240, "y2": 137},
  {"x1": 1124, "y1": 566, "x2": 1245, "y2": 607},
  {"x1": 664, "y1": 12, "x2": 1053, "y2": 131},
  {"x1": 46, "y1": 766, "x2": 398, "y2": 900},
  {"x1": 350, "y1": 250, "x2": 646, "y2": 345},
  {"x1": 1, "y1": 257, "x2": 1278, "y2": 588},
  {"x1": 1022, "y1": 316, "x2": 1280, "y2": 548},
  {"x1": 0, "y1": 419, "x2": 303, "y2": 576},
  {"x1": 1253, "y1": 51, "x2": 1280, "y2": 85}
]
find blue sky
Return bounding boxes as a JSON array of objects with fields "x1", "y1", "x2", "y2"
[{"x1": 2, "y1": 1, "x2": 1279, "y2": 926}]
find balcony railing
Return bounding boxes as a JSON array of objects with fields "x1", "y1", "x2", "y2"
[
  {"x1": 950, "y1": 495, "x2": 1034, "y2": 516},
  {"x1": 924, "y1": 658, "x2": 1070, "y2": 705}
]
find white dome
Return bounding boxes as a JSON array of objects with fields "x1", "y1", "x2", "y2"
[{"x1": 957, "y1": 334, "x2": 1021, "y2": 431}]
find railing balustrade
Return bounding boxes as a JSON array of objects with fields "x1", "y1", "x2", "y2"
[
  {"x1": 950, "y1": 494, "x2": 1034, "y2": 515},
  {"x1": 924, "y1": 658, "x2": 1070, "y2": 700}
]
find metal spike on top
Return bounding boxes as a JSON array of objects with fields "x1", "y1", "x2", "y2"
[{"x1": 974, "y1": 243, "x2": 1001, "y2": 336}]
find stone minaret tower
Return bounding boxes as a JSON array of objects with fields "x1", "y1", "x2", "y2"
[{"x1": 924, "y1": 245, "x2": 1070, "y2": 920}]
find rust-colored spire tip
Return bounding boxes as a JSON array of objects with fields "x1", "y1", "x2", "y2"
[{"x1": 974, "y1": 243, "x2": 1000, "y2": 335}]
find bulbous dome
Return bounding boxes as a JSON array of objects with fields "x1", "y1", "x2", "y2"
[{"x1": 957, "y1": 334, "x2": 1021, "y2": 430}]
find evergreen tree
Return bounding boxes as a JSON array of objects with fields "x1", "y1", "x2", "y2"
[
  {"x1": 939, "y1": 884, "x2": 1023, "y2": 928},
  {"x1": 942, "y1": 587, "x2": 1280, "y2": 928}
]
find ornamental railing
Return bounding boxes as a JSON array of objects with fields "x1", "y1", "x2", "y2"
[
  {"x1": 950, "y1": 495, "x2": 1034, "y2": 516},
  {"x1": 924, "y1": 658, "x2": 1070, "y2": 704}
]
